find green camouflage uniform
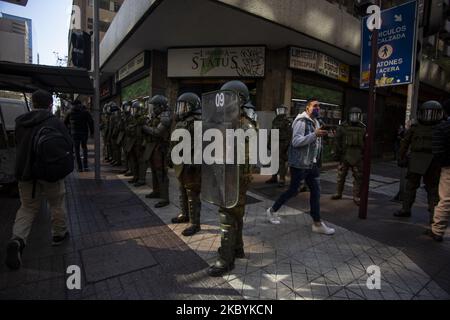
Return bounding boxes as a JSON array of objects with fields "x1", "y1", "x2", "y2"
[
  {"x1": 110, "y1": 111, "x2": 122, "y2": 165},
  {"x1": 269, "y1": 114, "x2": 292, "y2": 183},
  {"x1": 142, "y1": 111, "x2": 172, "y2": 201},
  {"x1": 132, "y1": 113, "x2": 148, "y2": 185},
  {"x1": 216, "y1": 115, "x2": 257, "y2": 268},
  {"x1": 101, "y1": 112, "x2": 112, "y2": 161},
  {"x1": 334, "y1": 122, "x2": 366, "y2": 201},
  {"x1": 124, "y1": 114, "x2": 139, "y2": 182},
  {"x1": 173, "y1": 114, "x2": 202, "y2": 227},
  {"x1": 399, "y1": 123, "x2": 441, "y2": 217}
]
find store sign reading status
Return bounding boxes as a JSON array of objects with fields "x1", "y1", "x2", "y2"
[{"x1": 168, "y1": 47, "x2": 265, "y2": 78}]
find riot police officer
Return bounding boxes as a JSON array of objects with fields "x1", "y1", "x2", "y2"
[
  {"x1": 119, "y1": 101, "x2": 132, "y2": 175},
  {"x1": 142, "y1": 95, "x2": 172, "y2": 208},
  {"x1": 101, "y1": 102, "x2": 113, "y2": 162},
  {"x1": 395, "y1": 101, "x2": 444, "y2": 222},
  {"x1": 208, "y1": 81, "x2": 258, "y2": 277},
  {"x1": 124, "y1": 101, "x2": 145, "y2": 184},
  {"x1": 109, "y1": 102, "x2": 122, "y2": 166},
  {"x1": 331, "y1": 107, "x2": 366, "y2": 206},
  {"x1": 265, "y1": 105, "x2": 292, "y2": 187},
  {"x1": 170, "y1": 93, "x2": 203, "y2": 236},
  {"x1": 131, "y1": 101, "x2": 149, "y2": 187},
  {"x1": 100, "y1": 103, "x2": 108, "y2": 160}
]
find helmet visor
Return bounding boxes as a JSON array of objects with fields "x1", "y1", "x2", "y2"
[
  {"x1": 276, "y1": 107, "x2": 286, "y2": 116},
  {"x1": 419, "y1": 109, "x2": 443, "y2": 122},
  {"x1": 176, "y1": 101, "x2": 192, "y2": 118},
  {"x1": 349, "y1": 112, "x2": 361, "y2": 122}
]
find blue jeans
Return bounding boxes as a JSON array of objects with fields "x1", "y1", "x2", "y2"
[{"x1": 272, "y1": 166, "x2": 321, "y2": 222}]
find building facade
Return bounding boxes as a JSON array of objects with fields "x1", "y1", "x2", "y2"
[
  {"x1": 68, "y1": 0, "x2": 124, "y2": 67},
  {"x1": 0, "y1": 12, "x2": 32, "y2": 64},
  {"x1": 98, "y1": 0, "x2": 450, "y2": 160}
]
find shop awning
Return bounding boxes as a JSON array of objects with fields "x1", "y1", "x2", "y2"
[{"x1": 0, "y1": 61, "x2": 94, "y2": 94}]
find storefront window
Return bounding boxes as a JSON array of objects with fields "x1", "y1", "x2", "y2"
[{"x1": 121, "y1": 76, "x2": 150, "y2": 102}]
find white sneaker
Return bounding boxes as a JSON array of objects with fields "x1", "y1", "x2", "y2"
[
  {"x1": 266, "y1": 207, "x2": 281, "y2": 224},
  {"x1": 312, "y1": 222, "x2": 335, "y2": 235}
]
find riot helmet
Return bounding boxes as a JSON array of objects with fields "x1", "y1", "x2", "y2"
[
  {"x1": 276, "y1": 105, "x2": 288, "y2": 116},
  {"x1": 220, "y1": 80, "x2": 257, "y2": 122},
  {"x1": 122, "y1": 101, "x2": 132, "y2": 114},
  {"x1": 109, "y1": 102, "x2": 120, "y2": 113},
  {"x1": 149, "y1": 95, "x2": 169, "y2": 116},
  {"x1": 103, "y1": 102, "x2": 111, "y2": 114},
  {"x1": 130, "y1": 101, "x2": 145, "y2": 116},
  {"x1": 176, "y1": 92, "x2": 201, "y2": 120},
  {"x1": 348, "y1": 107, "x2": 362, "y2": 124},
  {"x1": 417, "y1": 100, "x2": 443, "y2": 125},
  {"x1": 221, "y1": 80, "x2": 250, "y2": 106}
]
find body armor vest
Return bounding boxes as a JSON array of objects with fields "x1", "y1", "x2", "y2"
[
  {"x1": 272, "y1": 115, "x2": 292, "y2": 142},
  {"x1": 410, "y1": 124, "x2": 433, "y2": 154}
]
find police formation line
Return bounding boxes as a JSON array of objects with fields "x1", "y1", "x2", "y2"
[{"x1": 100, "y1": 80, "x2": 446, "y2": 277}]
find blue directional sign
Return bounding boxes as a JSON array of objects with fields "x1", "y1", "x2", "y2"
[{"x1": 360, "y1": 1, "x2": 417, "y2": 88}]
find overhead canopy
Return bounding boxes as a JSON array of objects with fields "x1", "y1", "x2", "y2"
[{"x1": 0, "y1": 61, "x2": 94, "y2": 94}]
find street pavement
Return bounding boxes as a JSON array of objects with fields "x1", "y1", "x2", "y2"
[{"x1": 0, "y1": 150, "x2": 449, "y2": 299}]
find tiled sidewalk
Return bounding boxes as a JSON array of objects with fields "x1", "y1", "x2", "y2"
[
  {"x1": 0, "y1": 169, "x2": 241, "y2": 300},
  {"x1": 122, "y1": 170, "x2": 450, "y2": 300},
  {"x1": 1, "y1": 161, "x2": 448, "y2": 300}
]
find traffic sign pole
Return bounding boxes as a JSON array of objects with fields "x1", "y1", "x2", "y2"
[{"x1": 359, "y1": 25, "x2": 379, "y2": 220}]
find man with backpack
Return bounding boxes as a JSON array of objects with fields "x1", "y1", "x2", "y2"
[
  {"x1": 5, "y1": 90, "x2": 74, "y2": 270},
  {"x1": 64, "y1": 99, "x2": 94, "y2": 172}
]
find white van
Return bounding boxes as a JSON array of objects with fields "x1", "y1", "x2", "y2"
[{"x1": 0, "y1": 97, "x2": 30, "y2": 186}]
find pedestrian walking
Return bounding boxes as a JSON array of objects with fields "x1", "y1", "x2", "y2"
[
  {"x1": 5, "y1": 90, "x2": 73, "y2": 270},
  {"x1": 266, "y1": 98, "x2": 335, "y2": 235},
  {"x1": 64, "y1": 99, "x2": 94, "y2": 172},
  {"x1": 427, "y1": 99, "x2": 450, "y2": 242}
]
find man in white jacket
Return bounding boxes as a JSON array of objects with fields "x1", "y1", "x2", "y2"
[{"x1": 266, "y1": 98, "x2": 335, "y2": 235}]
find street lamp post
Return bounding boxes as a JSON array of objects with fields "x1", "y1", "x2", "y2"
[{"x1": 93, "y1": 0, "x2": 101, "y2": 181}]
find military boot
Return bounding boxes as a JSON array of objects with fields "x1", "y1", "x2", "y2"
[
  {"x1": 146, "y1": 192, "x2": 160, "y2": 199},
  {"x1": 332, "y1": 183, "x2": 344, "y2": 200},
  {"x1": 235, "y1": 214, "x2": 245, "y2": 259},
  {"x1": 331, "y1": 194, "x2": 342, "y2": 200},
  {"x1": 154, "y1": 170, "x2": 169, "y2": 208},
  {"x1": 265, "y1": 175, "x2": 278, "y2": 184},
  {"x1": 209, "y1": 211, "x2": 236, "y2": 277},
  {"x1": 217, "y1": 247, "x2": 245, "y2": 259},
  {"x1": 172, "y1": 188, "x2": 189, "y2": 223},
  {"x1": 134, "y1": 181, "x2": 146, "y2": 187},
  {"x1": 393, "y1": 209, "x2": 411, "y2": 217},
  {"x1": 182, "y1": 197, "x2": 201, "y2": 236},
  {"x1": 208, "y1": 258, "x2": 235, "y2": 277}
]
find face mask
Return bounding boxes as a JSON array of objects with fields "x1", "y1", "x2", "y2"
[{"x1": 311, "y1": 109, "x2": 320, "y2": 118}]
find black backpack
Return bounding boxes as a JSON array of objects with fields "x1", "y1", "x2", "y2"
[{"x1": 32, "y1": 126, "x2": 74, "y2": 183}]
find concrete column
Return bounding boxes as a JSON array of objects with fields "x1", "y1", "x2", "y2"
[
  {"x1": 256, "y1": 48, "x2": 289, "y2": 112},
  {"x1": 149, "y1": 50, "x2": 167, "y2": 97},
  {"x1": 256, "y1": 48, "x2": 290, "y2": 129},
  {"x1": 283, "y1": 69, "x2": 292, "y2": 113},
  {"x1": 148, "y1": 50, "x2": 178, "y2": 109}
]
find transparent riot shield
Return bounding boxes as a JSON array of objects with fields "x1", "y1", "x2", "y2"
[{"x1": 201, "y1": 90, "x2": 240, "y2": 208}]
